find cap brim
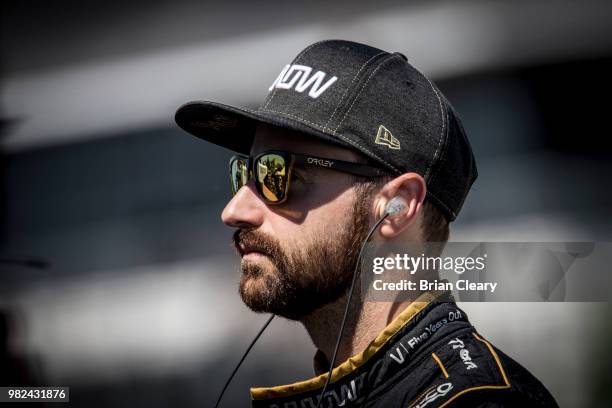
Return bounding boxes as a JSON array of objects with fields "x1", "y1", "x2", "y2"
[{"x1": 175, "y1": 101, "x2": 353, "y2": 154}]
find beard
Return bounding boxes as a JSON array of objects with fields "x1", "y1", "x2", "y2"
[{"x1": 232, "y1": 186, "x2": 372, "y2": 320}]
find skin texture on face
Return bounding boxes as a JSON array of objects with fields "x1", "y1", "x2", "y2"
[{"x1": 222, "y1": 124, "x2": 374, "y2": 320}]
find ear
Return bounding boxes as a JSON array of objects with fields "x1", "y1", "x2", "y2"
[{"x1": 374, "y1": 173, "x2": 426, "y2": 238}]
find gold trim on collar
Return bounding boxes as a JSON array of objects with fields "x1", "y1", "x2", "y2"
[{"x1": 250, "y1": 291, "x2": 442, "y2": 401}]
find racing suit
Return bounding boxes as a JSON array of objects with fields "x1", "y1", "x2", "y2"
[{"x1": 250, "y1": 292, "x2": 558, "y2": 407}]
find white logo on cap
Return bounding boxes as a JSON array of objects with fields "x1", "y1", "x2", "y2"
[
  {"x1": 268, "y1": 64, "x2": 337, "y2": 99},
  {"x1": 375, "y1": 125, "x2": 401, "y2": 150}
]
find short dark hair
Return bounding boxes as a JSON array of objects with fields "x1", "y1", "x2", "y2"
[{"x1": 420, "y1": 200, "x2": 450, "y2": 243}]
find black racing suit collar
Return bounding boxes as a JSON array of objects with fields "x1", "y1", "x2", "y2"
[{"x1": 250, "y1": 291, "x2": 465, "y2": 407}]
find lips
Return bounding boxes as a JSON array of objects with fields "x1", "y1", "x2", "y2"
[
  {"x1": 232, "y1": 230, "x2": 275, "y2": 259},
  {"x1": 241, "y1": 246, "x2": 264, "y2": 256},
  {"x1": 235, "y1": 242, "x2": 269, "y2": 258}
]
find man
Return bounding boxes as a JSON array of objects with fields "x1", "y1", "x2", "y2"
[{"x1": 175, "y1": 40, "x2": 557, "y2": 407}]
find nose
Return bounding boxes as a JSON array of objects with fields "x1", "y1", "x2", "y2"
[{"x1": 221, "y1": 182, "x2": 265, "y2": 228}]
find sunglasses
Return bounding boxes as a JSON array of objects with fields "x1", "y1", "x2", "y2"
[{"x1": 229, "y1": 150, "x2": 389, "y2": 204}]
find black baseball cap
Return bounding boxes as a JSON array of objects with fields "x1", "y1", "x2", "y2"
[{"x1": 175, "y1": 40, "x2": 477, "y2": 221}]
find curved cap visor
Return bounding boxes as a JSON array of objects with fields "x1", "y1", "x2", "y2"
[{"x1": 175, "y1": 101, "x2": 354, "y2": 155}]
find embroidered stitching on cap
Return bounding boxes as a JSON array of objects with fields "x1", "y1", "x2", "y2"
[
  {"x1": 422, "y1": 76, "x2": 446, "y2": 182},
  {"x1": 323, "y1": 51, "x2": 387, "y2": 132},
  {"x1": 332, "y1": 54, "x2": 399, "y2": 134}
]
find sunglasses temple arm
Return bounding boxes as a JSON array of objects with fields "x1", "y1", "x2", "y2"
[{"x1": 292, "y1": 154, "x2": 388, "y2": 177}]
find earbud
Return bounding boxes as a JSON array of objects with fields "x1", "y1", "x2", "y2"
[{"x1": 384, "y1": 196, "x2": 408, "y2": 217}]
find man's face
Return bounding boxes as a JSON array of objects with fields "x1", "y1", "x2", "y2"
[{"x1": 221, "y1": 124, "x2": 374, "y2": 320}]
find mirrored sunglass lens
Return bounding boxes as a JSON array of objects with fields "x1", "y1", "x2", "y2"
[
  {"x1": 230, "y1": 158, "x2": 249, "y2": 194},
  {"x1": 255, "y1": 154, "x2": 288, "y2": 202}
]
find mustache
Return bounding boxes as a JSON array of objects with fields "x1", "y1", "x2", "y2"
[{"x1": 232, "y1": 229, "x2": 283, "y2": 259}]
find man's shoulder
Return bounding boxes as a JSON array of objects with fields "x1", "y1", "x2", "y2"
[{"x1": 377, "y1": 330, "x2": 558, "y2": 407}]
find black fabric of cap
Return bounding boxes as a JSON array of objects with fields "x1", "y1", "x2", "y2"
[{"x1": 175, "y1": 40, "x2": 478, "y2": 221}]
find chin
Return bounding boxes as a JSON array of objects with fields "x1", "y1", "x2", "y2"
[
  {"x1": 239, "y1": 270, "x2": 278, "y2": 308},
  {"x1": 240, "y1": 274, "x2": 270, "y2": 298}
]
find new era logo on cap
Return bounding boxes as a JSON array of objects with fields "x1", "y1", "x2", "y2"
[
  {"x1": 375, "y1": 125, "x2": 400, "y2": 150},
  {"x1": 268, "y1": 64, "x2": 338, "y2": 99}
]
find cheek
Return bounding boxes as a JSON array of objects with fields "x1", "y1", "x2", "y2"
[
  {"x1": 264, "y1": 195, "x2": 355, "y2": 253},
  {"x1": 267, "y1": 180, "x2": 356, "y2": 229},
  {"x1": 300, "y1": 190, "x2": 356, "y2": 235},
  {"x1": 261, "y1": 178, "x2": 360, "y2": 251}
]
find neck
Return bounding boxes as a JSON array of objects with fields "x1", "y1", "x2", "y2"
[{"x1": 301, "y1": 293, "x2": 413, "y2": 372}]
